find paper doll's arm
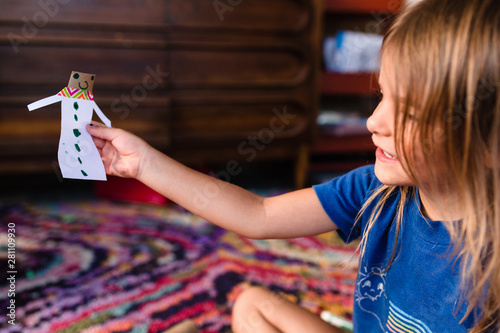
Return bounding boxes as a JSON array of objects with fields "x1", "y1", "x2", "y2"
[
  {"x1": 91, "y1": 101, "x2": 112, "y2": 127},
  {"x1": 27, "y1": 95, "x2": 63, "y2": 111}
]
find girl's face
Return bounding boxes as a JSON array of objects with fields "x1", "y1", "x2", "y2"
[
  {"x1": 368, "y1": 54, "x2": 462, "y2": 221},
  {"x1": 366, "y1": 56, "x2": 418, "y2": 186}
]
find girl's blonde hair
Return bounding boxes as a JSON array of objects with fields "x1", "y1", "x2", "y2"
[{"x1": 359, "y1": 0, "x2": 500, "y2": 331}]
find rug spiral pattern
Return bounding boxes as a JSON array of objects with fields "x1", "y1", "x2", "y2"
[{"x1": 0, "y1": 201, "x2": 357, "y2": 333}]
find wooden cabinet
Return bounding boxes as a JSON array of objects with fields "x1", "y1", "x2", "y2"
[
  {"x1": 310, "y1": 0, "x2": 401, "y2": 176},
  {"x1": 0, "y1": 0, "x2": 322, "y2": 187},
  {"x1": 324, "y1": 0, "x2": 402, "y2": 13}
]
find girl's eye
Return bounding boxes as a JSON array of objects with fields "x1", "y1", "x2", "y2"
[{"x1": 375, "y1": 89, "x2": 383, "y2": 102}]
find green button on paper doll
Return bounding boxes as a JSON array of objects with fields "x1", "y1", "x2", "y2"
[{"x1": 27, "y1": 71, "x2": 111, "y2": 180}]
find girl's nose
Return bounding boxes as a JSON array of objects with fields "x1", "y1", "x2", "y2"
[{"x1": 366, "y1": 103, "x2": 392, "y2": 136}]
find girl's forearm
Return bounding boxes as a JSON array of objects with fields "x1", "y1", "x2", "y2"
[{"x1": 137, "y1": 147, "x2": 268, "y2": 238}]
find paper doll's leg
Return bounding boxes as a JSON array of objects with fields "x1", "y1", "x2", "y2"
[
  {"x1": 27, "y1": 95, "x2": 62, "y2": 111},
  {"x1": 58, "y1": 135, "x2": 106, "y2": 181}
]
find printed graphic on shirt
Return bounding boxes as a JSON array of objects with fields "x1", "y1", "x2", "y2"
[
  {"x1": 386, "y1": 301, "x2": 433, "y2": 333},
  {"x1": 355, "y1": 266, "x2": 388, "y2": 332}
]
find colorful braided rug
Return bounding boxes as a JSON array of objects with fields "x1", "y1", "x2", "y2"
[{"x1": 0, "y1": 200, "x2": 358, "y2": 333}]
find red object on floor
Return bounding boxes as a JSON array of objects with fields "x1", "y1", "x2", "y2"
[{"x1": 94, "y1": 176, "x2": 168, "y2": 205}]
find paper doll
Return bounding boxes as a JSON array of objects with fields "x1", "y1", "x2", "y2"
[{"x1": 27, "y1": 71, "x2": 111, "y2": 181}]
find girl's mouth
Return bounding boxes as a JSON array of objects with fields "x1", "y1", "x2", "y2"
[
  {"x1": 376, "y1": 147, "x2": 398, "y2": 162},
  {"x1": 383, "y1": 150, "x2": 396, "y2": 159}
]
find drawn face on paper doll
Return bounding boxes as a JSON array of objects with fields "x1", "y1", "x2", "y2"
[{"x1": 68, "y1": 71, "x2": 95, "y2": 92}]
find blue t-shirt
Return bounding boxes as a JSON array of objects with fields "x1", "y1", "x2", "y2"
[{"x1": 313, "y1": 165, "x2": 476, "y2": 332}]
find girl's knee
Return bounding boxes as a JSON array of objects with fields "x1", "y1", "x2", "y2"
[
  {"x1": 232, "y1": 286, "x2": 282, "y2": 333},
  {"x1": 233, "y1": 286, "x2": 270, "y2": 315}
]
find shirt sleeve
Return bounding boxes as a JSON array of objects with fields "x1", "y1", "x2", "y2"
[{"x1": 313, "y1": 165, "x2": 381, "y2": 243}]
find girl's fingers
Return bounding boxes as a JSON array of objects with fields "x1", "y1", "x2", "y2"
[
  {"x1": 89, "y1": 121, "x2": 107, "y2": 128},
  {"x1": 86, "y1": 123, "x2": 119, "y2": 142},
  {"x1": 92, "y1": 137, "x2": 106, "y2": 150}
]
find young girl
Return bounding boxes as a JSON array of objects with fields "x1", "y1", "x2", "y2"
[{"x1": 87, "y1": 0, "x2": 500, "y2": 331}]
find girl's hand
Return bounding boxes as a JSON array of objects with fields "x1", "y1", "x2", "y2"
[{"x1": 86, "y1": 122, "x2": 151, "y2": 179}]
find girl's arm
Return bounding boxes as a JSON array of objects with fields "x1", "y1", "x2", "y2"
[{"x1": 86, "y1": 123, "x2": 337, "y2": 239}]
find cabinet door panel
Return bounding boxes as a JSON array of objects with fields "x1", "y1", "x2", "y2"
[
  {"x1": 0, "y1": 46, "x2": 168, "y2": 90},
  {"x1": 0, "y1": 0, "x2": 168, "y2": 25},
  {"x1": 170, "y1": 48, "x2": 307, "y2": 88},
  {"x1": 171, "y1": 101, "x2": 308, "y2": 143},
  {"x1": 167, "y1": 0, "x2": 309, "y2": 33}
]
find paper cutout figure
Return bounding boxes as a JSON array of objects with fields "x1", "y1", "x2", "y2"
[{"x1": 27, "y1": 71, "x2": 111, "y2": 181}]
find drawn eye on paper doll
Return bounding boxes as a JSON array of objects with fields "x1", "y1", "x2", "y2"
[
  {"x1": 355, "y1": 266, "x2": 388, "y2": 332},
  {"x1": 27, "y1": 71, "x2": 111, "y2": 181}
]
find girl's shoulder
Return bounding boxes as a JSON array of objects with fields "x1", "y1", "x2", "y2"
[
  {"x1": 313, "y1": 165, "x2": 390, "y2": 243},
  {"x1": 314, "y1": 164, "x2": 382, "y2": 200}
]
